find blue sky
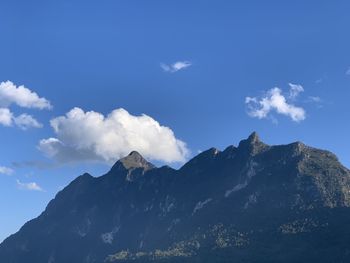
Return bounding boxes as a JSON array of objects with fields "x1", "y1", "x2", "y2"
[{"x1": 1, "y1": 0, "x2": 350, "y2": 242}]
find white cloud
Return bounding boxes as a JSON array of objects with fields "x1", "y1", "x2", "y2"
[
  {"x1": 16, "y1": 179, "x2": 43, "y2": 191},
  {"x1": 0, "y1": 81, "x2": 51, "y2": 130},
  {"x1": 160, "y1": 61, "x2": 192, "y2": 73},
  {"x1": 0, "y1": 108, "x2": 42, "y2": 129},
  {"x1": 0, "y1": 81, "x2": 52, "y2": 109},
  {"x1": 308, "y1": 96, "x2": 322, "y2": 103},
  {"x1": 0, "y1": 108, "x2": 13, "y2": 126},
  {"x1": 245, "y1": 86, "x2": 306, "y2": 122},
  {"x1": 38, "y1": 107, "x2": 189, "y2": 164},
  {"x1": 14, "y1": 114, "x2": 43, "y2": 130},
  {"x1": 288, "y1": 83, "x2": 304, "y2": 99},
  {"x1": 0, "y1": 166, "x2": 14, "y2": 175}
]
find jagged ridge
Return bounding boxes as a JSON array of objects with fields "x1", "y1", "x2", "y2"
[{"x1": 1, "y1": 132, "x2": 350, "y2": 263}]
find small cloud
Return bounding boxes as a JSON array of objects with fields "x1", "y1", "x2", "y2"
[
  {"x1": 0, "y1": 109, "x2": 43, "y2": 129},
  {"x1": 315, "y1": 74, "x2": 329, "y2": 84},
  {"x1": 0, "y1": 81, "x2": 52, "y2": 130},
  {"x1": 305, "y1": 96, "x2": 323, "y2": 109},
  {"x1": 307, "y1": 96, "x2": 322, "y2": 103},
  {"x1": 288, "y1": 83, "x2": 304, "y2": 100},
  {"x1": 245, "y1": 84, "x2": 306, "y2": 122},
  {"x1": 160, "y1": 61, "x2": 192, "y2": 73},
  {"x1": 0, "y1": 166, "x2": 14, "y2": 175},
  {"x1": 14, "y1": 114, "x2": 43, "y2": 130},
  {"x1": 16, "y1": 179, "x2": 44, "y2": 192},
  {"x1": 0, "y1": 108, "x2": 13, "y2": 126},
  {"x1": 0, "y1": 81, "x2": 52, "y2": 109},
  {"x1": 12, "y1": 160, "x2": 58, "y2": 170},
  {"x1": 315, "y1": 78, "x2": 323, "y2": 84},
  {"x1": 346, "y1": 67, "x2": 350, "y2": 76},
  {"x1": 38, "y1": 107, "x2": 190, "y2": 164}
]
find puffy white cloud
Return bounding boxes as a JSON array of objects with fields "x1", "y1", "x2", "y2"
[
  {"x1": 0, "y1": 166, "x2": 14, "y2": 175},
  {"x1": 16, "y1": 179, "x2": 43, "y2": 191},
  {"x1": 38, "y1": 138, "x2": 62, "y2": 158},
  {"x1": 0, "y1": 108, "x2": 13, "y2": 126},
  {"x1": 245, "y1": 86, "x2": 306, "y2": 122},
  {"x1": 0, "y1": 108, "x2": 42, "y2": 129},
  {"x1": 160, "y1": 61, "x2": 192, "y2": 73},
  {"x1": 288, "y1": 83, "x2": 304, "y2": 99},
  {"x1": 0, "y1": 81, "x2": 52, "y2": 109},
  {"x1": 14, "y1": 114, "x2": 43, "y2": 130},
  {"x1": 38, "y1": 107, "x2": 189, "y2": 164},
  {"x1": 0, "y1": 81, "x2": 51, "y2": 130}
]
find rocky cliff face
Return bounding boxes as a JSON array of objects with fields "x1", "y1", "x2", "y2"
[{"x1": 1, "y1": 133, "x2": 350, "y2": 263}]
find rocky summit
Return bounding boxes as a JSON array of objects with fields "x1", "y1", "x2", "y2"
[{"x1": 1, "y1": 133, "x2": 350, "y2": 263}]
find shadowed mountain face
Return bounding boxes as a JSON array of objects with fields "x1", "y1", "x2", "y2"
[{"x1": 1, "y1": 133, "x2": 350, "y2": 263}]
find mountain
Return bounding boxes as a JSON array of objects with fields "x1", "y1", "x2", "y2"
[{"x1": 1, "y1": 132, "x2": 350, "y2": 263}]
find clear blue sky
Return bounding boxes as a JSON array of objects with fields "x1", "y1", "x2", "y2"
[{"x1": 0, "y1": 0, "x2": 349, "y2": 242}]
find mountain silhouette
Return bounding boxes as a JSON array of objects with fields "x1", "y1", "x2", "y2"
[{"x1": 1, "y1": 132, "x2": 350, "y2": 262}]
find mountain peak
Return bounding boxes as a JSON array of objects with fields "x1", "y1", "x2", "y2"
[
  {"x1": 238, "y1": 132, "x2": 268, "y2": 155},
  {"x1": 118, "y1": 151, "x2": 155, "y2": 170},
  {"x1": 239, "y1": 131, "x2": 262, "y2": 146},
  {"x1": 247, "y1": 131, "x2": 260, "y2": 143}
]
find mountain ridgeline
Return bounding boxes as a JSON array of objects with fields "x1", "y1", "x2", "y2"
[{"x1": 1, "y1": 132, "x2": 350, "y2": 262}]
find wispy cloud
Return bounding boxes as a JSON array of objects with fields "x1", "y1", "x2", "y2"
[
  {"x1": 0, "y1": 81, "x2": 51, "y2": 130},
  {"x1": 245, "y1": 84, "x2": 306, "y2": 122},
  {"x1": 12, "y1": 160, "x2": 57, "y2": 170},
  {"x1": 288, "y1": 83, "x2": 304, "y2": 100},
  {"x1": 14, "y1": 114, "x2": 43, "y2": 130},
  {"x1": 0, "y1": 166, "x2": 14, "y2": 175},
  {"x1": 38, "y1": 107, "x2": 189, "y2": 164},
  {"x1": 307, "y1": 96, "x2": 322, "y2": 103},
  {"x1": 16, "y1": 179, "x2": 44, "y2": 191},
  {"x1": 315, "y1": 78, "x2": 323, "y2": 84},
  {"x1": 346, "y1": 67, "x2": 350, "y2": 76},
  {"x1": 160, "y1": 61, "x2": 192, "y2": 73}
]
